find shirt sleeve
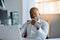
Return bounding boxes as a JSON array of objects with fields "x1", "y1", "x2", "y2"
[
  {"x1": 20, "y1": 22, "x2": 28, "y2": 33},
  {"x1": 37, "y1": 21, "x2": 49, "y2": 38}
]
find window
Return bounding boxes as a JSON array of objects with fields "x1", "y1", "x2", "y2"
[{"x1": 35, "y1": 0, "x2": 60, "y2": 14}]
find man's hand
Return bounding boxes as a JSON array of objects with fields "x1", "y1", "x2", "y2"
[
  {"x1": 27, "y1": 19, "x2": 39, "y2": 30},
  {"x1": 27, "y1": 19, "x2": 36, "y2": 25},
  {"x1": 31, "y1": 19, "x2": 36, "y2": 25},
  {"x1": 23, "y1": 31, "x2": 27, "y2": 38},
  {"x1": 34, "y1": 23, "x2": 39, "y2": 30}
]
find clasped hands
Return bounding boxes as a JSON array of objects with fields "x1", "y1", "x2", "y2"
[{"x1": 27, "y1": 19, "x2": 39, "y2": 30}]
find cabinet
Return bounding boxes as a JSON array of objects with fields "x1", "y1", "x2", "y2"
[
  {"x1": 0, "y1": 9, "x2": 8, "y2": 25},
  {"x1": 10, "y1": 11, "x2": 19, "y2": 25}
]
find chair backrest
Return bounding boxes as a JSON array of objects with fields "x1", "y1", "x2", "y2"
[{"x1": 45, "y1": 19, "x2": 50, "y2": 39}]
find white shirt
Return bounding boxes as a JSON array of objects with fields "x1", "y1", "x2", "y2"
[{"x1": 21, "y1": 19, "x2": 49, "y2": 40}]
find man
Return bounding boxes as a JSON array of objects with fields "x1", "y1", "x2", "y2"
[{"x1": 20, "y1": 7, "x2": 48, "y2": 40}]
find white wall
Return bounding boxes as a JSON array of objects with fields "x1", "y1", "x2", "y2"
[{"x1": 22, "y1": 0, "x2": 35, "y2": 24}]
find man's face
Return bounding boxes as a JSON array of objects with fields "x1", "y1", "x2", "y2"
[{"x1": 32, "y1": 9, "x2": 40, "y2": 20}]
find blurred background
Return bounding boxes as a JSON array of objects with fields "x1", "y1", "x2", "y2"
[{"x1": 0, "y1": 0, "x2": 60, "y2": 40}]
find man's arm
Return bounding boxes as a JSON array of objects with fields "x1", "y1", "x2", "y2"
[
  {"x1": 20, "y1": 22, "x2": 28, "y2": 38},
  {"x1": 33, "y1": 23, "x2": 39, "y2": 30},
  {"x1": 38, "y1": 21, "x2": 49, "y2": 38},
  {"x1": 33, "y1": 20, "x2": 49, "y2": 39}
]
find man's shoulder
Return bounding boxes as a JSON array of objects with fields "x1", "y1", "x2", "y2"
[
  {"x1": 41, "y1": 19, "x2": 49, "y2": 26},
  {"x1": 39, "y1": 19, "x2": 48, "y2": 25}
]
